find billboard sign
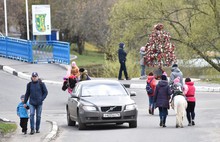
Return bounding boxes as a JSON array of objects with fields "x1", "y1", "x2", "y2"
[{"x1": 32, "y1": 5, "x2": 51, "y2": 35}]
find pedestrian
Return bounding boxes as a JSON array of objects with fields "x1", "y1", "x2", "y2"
[
  {"x1": 146, "y1": 72, "x2": 157, "y2": 115},
  {"x1": 118, "y1": 42, "x2": 130, "y2": 80},
  {"x1": 183, "y1": 77, "x2": 196, "y2": 126},
  {"x1": 169, "y1": 64, "x2": 183, "y2": 85},
  {"x1": 24, "y1": 72, "x2": 48, "y2": 135},
  {"x1": 17, "y1": 95, "x2": 29, "y2": 134},
  {"x1": 140, "y1": 46, "x2": 147, "y2": 79},
  {"x1": 79, "y1": 68, "x2": 91, "y2": 81},
  {"x1": 154, "y1": 75, "x2": 172, "y2": 127},
  {"x1": 66, "y1": 61, "x2": 80, "y2": 80},
  {"x1": 170, "y1": 76, "x2": 184, "y2": 109}
]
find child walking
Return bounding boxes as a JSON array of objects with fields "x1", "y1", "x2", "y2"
[
  {"x1": 17, "y1": 95, "x2": 29, "y2": 134},
  {"x1": 183, "y1": 78, "x2": 196, "y2": 126}
]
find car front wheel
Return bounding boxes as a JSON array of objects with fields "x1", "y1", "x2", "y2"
[
  {"x1": 129, "y1": 121, "x2": 137, "y2": 128},
  {"x1": 67, "y1": 108, "x2": 76, "y2": 126}
]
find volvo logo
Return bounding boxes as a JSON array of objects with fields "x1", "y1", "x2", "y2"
[{"x1": 106, "y1": 106, "x2": 117, "y2": 112}]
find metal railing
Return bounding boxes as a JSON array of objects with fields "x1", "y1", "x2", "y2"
[{"x1": 0, "y1": 36, "x2": 70, "y2": 64}]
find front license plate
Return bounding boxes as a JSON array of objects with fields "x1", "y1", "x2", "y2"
[{"x1": 103, "y1": 113, "x2": 120, "y2": 118}]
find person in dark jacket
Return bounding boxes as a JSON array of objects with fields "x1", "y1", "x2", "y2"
[
  {"x1": 24, "y1": 72, "x2": 48, "y2": 135},
  {"x1": 154, "y1": 75, "x2": 172, "y2": 127},
  {"x1": 118, "y1": 42, "x2": 130, "y2": 80}
]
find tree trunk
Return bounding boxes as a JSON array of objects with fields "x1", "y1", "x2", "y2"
[{"x1": 77, "y1": 36, "x2": 85, "y2": 55}]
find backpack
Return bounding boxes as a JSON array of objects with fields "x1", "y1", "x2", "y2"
[{"x1": 146, "y1": 78, "x2": 154, "y2": 95}]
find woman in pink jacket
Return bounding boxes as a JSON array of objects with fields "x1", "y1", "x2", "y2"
[
  {"x1": 146, "y1": 72, "x2": 157, "y2": 115},
  {"x1": 183, "y1": 77, "x2": 196, "y2": 126}
]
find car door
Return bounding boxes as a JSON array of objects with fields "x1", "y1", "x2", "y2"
[{"x1": 68, "y1": 84, "x2": 81, "y2": 120}]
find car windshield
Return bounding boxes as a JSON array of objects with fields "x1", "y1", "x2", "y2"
[{"x1": 81, "y1": 83, "x2": 128, "y2": 97}]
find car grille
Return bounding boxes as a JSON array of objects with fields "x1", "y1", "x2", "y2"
[{"x1": 101, "y1": 106, "x2": 122, "y2": 112}]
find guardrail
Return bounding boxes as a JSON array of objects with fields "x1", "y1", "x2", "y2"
[{"x1": 0, "y1": 36, "x2": 70, "y2": 64}]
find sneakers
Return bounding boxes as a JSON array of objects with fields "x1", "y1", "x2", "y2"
[
  {"x1": 188, "y1": 123, "x2": 192, "y2": 126},
  {"x1": 36, "y1": 130, "x2": 40, "y2": 133},
  {"x1": 192, "y1": 121, "x2": 195, "y2": 126},
  {"x1": 126, "y1": 77, "x2": 131, "y2": 80},
  {"x1": 30, "y1": 129, "x2": 35, "y2": 135}
]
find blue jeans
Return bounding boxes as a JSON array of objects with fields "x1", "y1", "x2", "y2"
[
  {"x1": 148, "y1": 96, "x2": 154, "y2": 109},
  {"x1": 140, "y1": 65, "x2": 146, "y2": 77},
  {"x1": 159, "y1": 107, "x2": 168, "y2": 124},
  {"x1": 30, "y1": 104, "x2": 42, "y2": 131}
]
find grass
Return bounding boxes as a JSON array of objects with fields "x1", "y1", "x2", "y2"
[
  {"x1": 72, "y1": 51, "x2": 104, "y2": 67},
  {"x1": 70, "y1": 42, "x2": 105, "y2": 67},
  {"x1": 0, "y1": 122, "x2": 17, "y2": 135}
]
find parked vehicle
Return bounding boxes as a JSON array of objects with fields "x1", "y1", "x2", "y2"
[{"x1": 66, "y1": 80, "x2": 138, "y2": 130}]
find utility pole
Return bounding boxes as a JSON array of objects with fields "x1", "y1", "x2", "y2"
[
  {"x1": 26, "y1": 0, "x2": 30, "y2": 40},
  {"x1": 4, "y1": 0, "x2": 8, "y2": 36}
]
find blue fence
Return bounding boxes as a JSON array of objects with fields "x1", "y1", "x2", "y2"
[{"x1": 0, "y1": 36, "x2": 70, "y2": 64}]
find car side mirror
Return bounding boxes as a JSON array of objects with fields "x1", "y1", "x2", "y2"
[
  {"x1": 71, "y1": 92, "x2": 78, "y2": 98},
  {"x1": 130, "y1": 91, "x2": 136, "y2": 96}
]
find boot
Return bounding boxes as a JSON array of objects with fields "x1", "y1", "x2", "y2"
[
  {"x1": 151, "y1": 108, "x2": 154, "y2": 115},
  {"x1": 159, "y1": 121, "x2": 163, "y2": 127},
  {"x1": 148, "y1": 108, "x2": 152, "y2": 114}
]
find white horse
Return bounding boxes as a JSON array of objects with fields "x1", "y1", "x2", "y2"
[{"x1": 173, "y1": 95, "x2": 188, "y2": 128}]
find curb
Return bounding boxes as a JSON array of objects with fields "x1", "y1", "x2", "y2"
[
  {"x1": 0, "y1": 64, "x2": 220, "y2": 92},
  {"x1": 0, "y1": 117, "x2": 10, "y2": 122},
  {"x1": 43, "y1": 120, "x2": 58, "y2": 142}
]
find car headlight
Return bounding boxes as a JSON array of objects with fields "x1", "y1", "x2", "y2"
[
  {"x1": 125, "y1": 104, "x2": 137, "y2": 111},
  {"x1": 82, "y1": 106, "x2": 97, "y2": 111}
]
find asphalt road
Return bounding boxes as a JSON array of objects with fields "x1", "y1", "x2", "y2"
[{"x1": 0, "y1": 70, "x2": 220, "y2": 142}]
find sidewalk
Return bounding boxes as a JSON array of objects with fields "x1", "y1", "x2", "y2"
[
  {"x1": 0, "y1": 57, "x2": 220, "y2": 141},
  {"x1": 0, "y1": 57, "x2": 220, "y2": 91}
]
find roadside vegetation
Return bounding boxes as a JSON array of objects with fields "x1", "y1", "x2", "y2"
[{"x1": 0, "y1": 121, "x2": 17, "y2": 136}]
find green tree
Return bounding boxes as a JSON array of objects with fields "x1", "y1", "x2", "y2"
[
  {"x1": 108, "y1": 0, "x2": 220, "y2": 72},
  {"x1": 51, "y1": 0, "x2": 117, "y2": 54}
]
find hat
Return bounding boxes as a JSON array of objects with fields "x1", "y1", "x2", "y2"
[
  {"x1": 79, "y1": 68, "x2": 85, "y2": 72},
  {"x1": 185, "y1": 77, "x2": 191, "y2": 82},
  {"x1": 119, "y1": 42, "x2": 125, "y2": 48},
  {"x1": 161, "y1": 75, "x2": 167, "y2": 80},
  {"x1": 32, "y1": 72, "x2": 38, "y2": 77},
  {"x1": 172, "y1": 64, "x2": 178, "y2": 67},
  {"x1": 71, "y1": 61, "x2": 77, "y2": 67},
  {"x1": 20, "y1": 95, "x2": 25, "y2": 99},
  {"x1": 140, "y1": 46, "x2": 145, "y2": 51}
]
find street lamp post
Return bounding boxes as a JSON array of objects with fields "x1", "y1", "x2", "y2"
[
  {"x1": 25, "y1": 0, "x2": 30, "y2": 40},
  {"x1": 4, "y1": 0, "x2": 8, "y2": 36}
]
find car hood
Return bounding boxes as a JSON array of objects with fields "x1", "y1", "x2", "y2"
[{"x1": 80, "y1": 96, "x2": 135, "y2": 106}]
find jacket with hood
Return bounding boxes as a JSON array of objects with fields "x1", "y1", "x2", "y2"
[
  {"x1": 146, "y1": 76, "x2": 157, "y2": 96},
  {"x1": 118, "y1": 46, "x2": 127, "y2": 63},
  {"x1": 25, "y1": 80, "x2": 48, "y2": 106},
  {"x1": 184, "y1": 82, "x2": 196, "y2": 102},
  {"x1": 154, "y1": 80, "x2": 172, "y2": 108},
  {"x1": 140, "y1": 50, "x2": 146, "y2": 65},
  {"x1": 170, "y1": 67, "x2": 183, "y2": 85},
  {"x1": 17, "y1": 102, "x2": 29, "y2": 118}
]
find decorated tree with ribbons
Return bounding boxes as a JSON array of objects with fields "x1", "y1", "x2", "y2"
[{"x1": 144, "y1": 23, "x2": 176, "y2": 67}]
